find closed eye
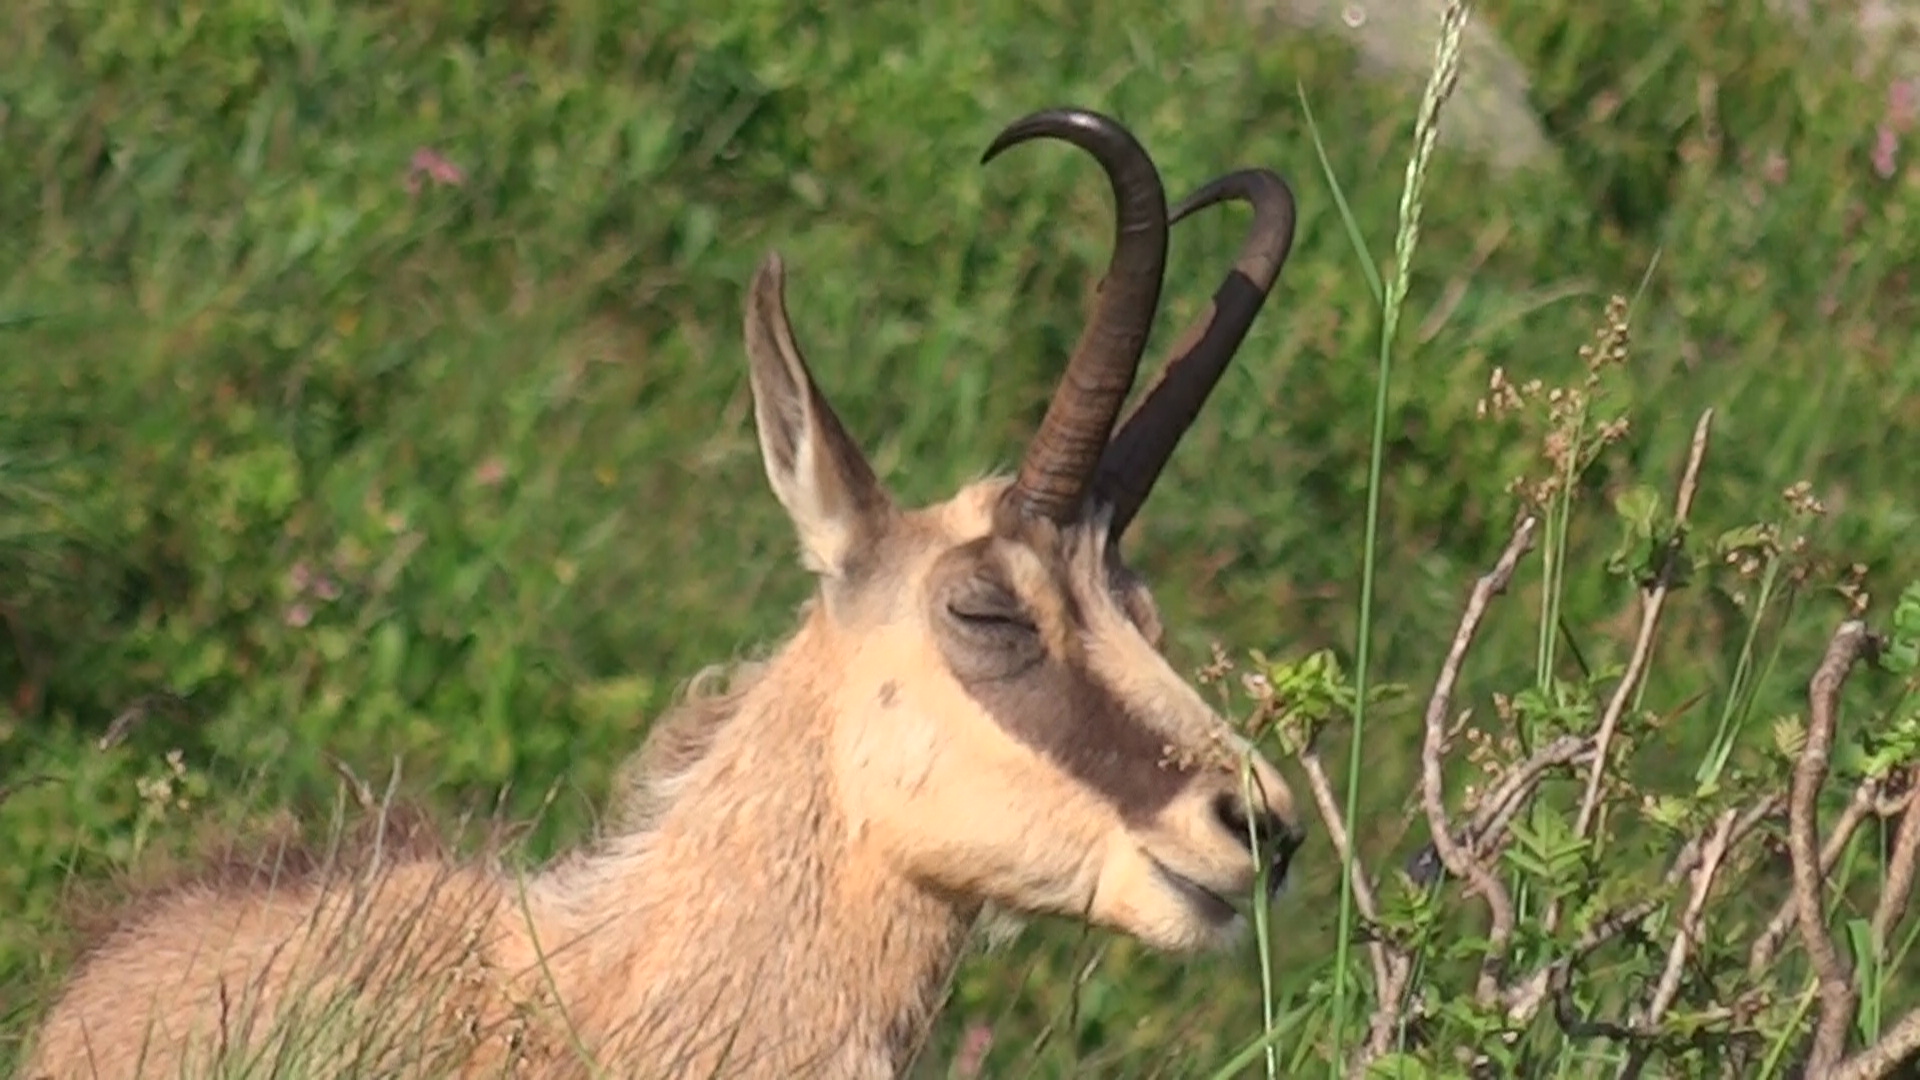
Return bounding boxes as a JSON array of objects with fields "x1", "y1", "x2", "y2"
[{"x1": 947, "y1": 603, "x2": 1037, "y2": 634}]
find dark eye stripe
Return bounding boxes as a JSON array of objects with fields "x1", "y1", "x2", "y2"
[
  {"x1": 951, "y1": 648, "x2": 1197, "y2": 823},
  {"x1": 931, "y1": 528, "x2": 1194, "y2": 821}
]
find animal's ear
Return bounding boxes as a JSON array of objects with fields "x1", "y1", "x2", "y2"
[
  {"x1": 744, "y1": 252, "x2": 894, "y2": 579},
  {"x1": 1110, "y1": 562, "x2": 1166, "y2": 651}
]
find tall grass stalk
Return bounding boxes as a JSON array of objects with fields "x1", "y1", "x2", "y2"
[
  {"x1": 1320, "y1": 0, "x2": 1472, "y2": 1067},
  {"x1": 1242, "y1": 758, "x2": 1281, "y2": 1078},
  {"x1": 1698, "y1": 560, "x2": 1786, "y2": 786}
]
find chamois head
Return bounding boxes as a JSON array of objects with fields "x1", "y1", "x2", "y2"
[{"x1": 739, "y1": 107, "x2": 1304, "y2": 953}]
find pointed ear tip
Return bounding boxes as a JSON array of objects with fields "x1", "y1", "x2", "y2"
[
  {"x1": 754, "y1": 250, "x2": 787, "y2": 289},
  {"x1": 746, "y1": 252, "x2": 791, "y2": 336}
]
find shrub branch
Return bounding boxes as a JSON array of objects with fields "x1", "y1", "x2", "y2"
[
  {"x1": 1750, "y1": 775, "x2": 1885, "y2": 977},
  {"x1": 1869, "y1": 767, "x2": 1920, "y2": 953},
  {"x1": 1298, "y1": 415, "x2": 1920, "y2": 1077},
  {"x1": 1419, "y1": 513, "x2": 1539, "y2": 1006},
  {"x1": 1571, "y1": 410, "x2": 1713, "y2": 843},
  {"x1": 1795, "y1": 620, "x2": 1879, "y2": 1074}
]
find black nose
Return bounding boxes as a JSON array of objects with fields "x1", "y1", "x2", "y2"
[
  {"x1": 1212, "y1": 792, "x2": 1304, "y2": 893},
  {"x1": 1213, "y1": 793, "x2": 1290, "y2": 853},
  {"x1": 1268, "y1": 825, "x2": 1303, "y2": 895}
]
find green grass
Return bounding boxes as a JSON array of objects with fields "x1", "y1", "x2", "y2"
[{"x1": 4, "y1": 0, "x2": 1919, "y2": 1073}]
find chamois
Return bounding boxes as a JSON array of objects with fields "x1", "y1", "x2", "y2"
[{"x1": 24, "y1": 106, "x2": 1305, "y2": 1079}]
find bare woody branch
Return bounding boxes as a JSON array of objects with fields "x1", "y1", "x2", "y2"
[
  {"x1": 1870, "y1": 767, "x2": 1919, "y2": 954},
  {"x1": 1295, "y1": 748, "x2": 1394, "y2": 997},
  {"x1": 1306, "y1": 416, "x2": 1920, "y2": 1077},
  {"x1": 1552, "y1": 411, "x2": 1713, "y2": 934},
  {"x1": 1750, "y1": 776, "x2": 1885, "y2": 977},
  {"x1": 1401, "y1": 733, "x2": 1593, "y2": 894},
  {"x1": 1419, "y1": 513, "x2": 1539, "y2": 1005},
  {"x1": 1343, "y1": 515, "x2": 1542, "y2": 1072},
  {"x1": 1832, "y1": 1006, "x2": 1920, "y2": 1080},
  {"x1": 1795, "y1": 620, "x2": 1880, "y2": 1075},
  {"x1": 1463, "y1": 734, "x2": 1595, "y2": 859},
  {"x1": 1492, "y1": 619, "x2": 1920, "y2": 1079},
  {"x1": 1638, "y1": 807, "x2": 1739, "y2": 1029},
  {"x1": 1502, "y1": 795, "x2": 1781, "y2": 1027}
]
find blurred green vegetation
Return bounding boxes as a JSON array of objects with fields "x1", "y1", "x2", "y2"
[{"x1": 2, "y1": 0, "x2": 1917, "y2": 1072}]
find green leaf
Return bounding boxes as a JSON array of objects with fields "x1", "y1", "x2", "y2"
[
  {"x1": 1615, "y1": 484, "x2": 1662, "y2": 535},
  {"x1": 1771, "y1": 714, "x2": 1807, "y2": 761},
  {"x1": 1714, "y1": 524, "x2": 1773, "y2": 557},
  {"x1": 1884, "y1": 581, "x2": 1920, "y2": 676}
]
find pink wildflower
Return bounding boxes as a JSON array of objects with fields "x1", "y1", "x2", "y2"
[
  {"x1": 405, "y1": 148, "x2": 468, "y2": 194},
  {"x1": 953, "y1": 1023, "x2": 994, "y2": 1078}
]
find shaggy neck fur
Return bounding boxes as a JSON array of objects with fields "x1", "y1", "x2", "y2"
[{"x1": 522, "y1": 609, "x2": 979, "y2": 1079}]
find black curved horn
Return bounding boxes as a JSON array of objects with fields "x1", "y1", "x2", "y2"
[
  {"x1": 1093, "y1": 168, "x2": 1297, "y2": 539},
  {"x1": 982, "y1": 107, "x2": 1171, "y2": 524}
]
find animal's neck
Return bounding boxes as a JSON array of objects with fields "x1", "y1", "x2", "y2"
[{"x1": 526, "y1": 640, "x2": 978, "y2": 1079}]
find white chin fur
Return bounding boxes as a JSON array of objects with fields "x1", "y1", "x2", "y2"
[
  {"x1": 1175, "y1": 910, "x2": 1249, "y2": 954},
  {"x1": 1133, "y1": 905, "x2": 1251, "y2": 955},
  {"x1": 1211, "y1": 912, "x2": 1251, "y2": 950}
]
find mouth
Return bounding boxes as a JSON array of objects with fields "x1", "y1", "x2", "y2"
[
  {"x1": 1268, "y1": 835, "x2": 1300, "y2": 898},
  {"x1": 1149, "y1": 859, "x2": 1242, "y2": 926}
]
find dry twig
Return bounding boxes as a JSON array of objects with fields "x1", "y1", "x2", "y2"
[
  {"x1": 1832, "y1": 1006, "x2": 1920, "y2": 1080},
  {"x1": 1640, "y1": 807, "x2": 1738, "y2": 1028},
  {"x1": 1296, "y1": 748, "x2": 1395, "y2": 998},
  {"x1": 1751, "y1": 776, "x2": 1884, "y2": 977},
  {"x1": 1308, "y1": 415, "x2": 1920, "y2": 1077},
  {"x1": 1419, "y1": 514, "x2": 1538, "y2": 1005},
  {"x1": 1794, "y1": 620, "x2": 1879, "y2": 1074},
  {"x1": 1502, "y1": 796, "x2": 1780, "y2": 1027},
  {"x1": 1870, "y1": 767, "x2": 1920, "y2": 954},
  {"x1": 1555, "y1": 412, "x2": 1713, "y2": 935},
  {"x1": 1463, "y1": 734, "x2": 1595, "y2": 859}
]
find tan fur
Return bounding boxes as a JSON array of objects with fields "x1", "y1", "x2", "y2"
[{"x1": 25, "y1": 257, "x2": 1303, "y2": 1080}]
